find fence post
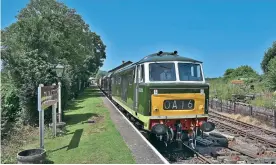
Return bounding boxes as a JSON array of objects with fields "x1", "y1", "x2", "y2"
[
  {"x1": 274, "y1": 110, "x2": 276, "y2": 128},
  {"x1": 234, "y1": 102, "x2": 236, "y2": 113},
  {"x1": 221, "y1": 100, "x2": 223, "y2": 112},
  {"x1": 250, "y1": 105, "x2": 253, "y2": 116}
]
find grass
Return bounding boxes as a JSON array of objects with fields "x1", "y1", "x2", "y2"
[
  {"x1": 2, "y1": 87, "x2": 135, "y2": 164},
  {"x1": 208, "y1": 78, "x2": 276, "y2": 109}
]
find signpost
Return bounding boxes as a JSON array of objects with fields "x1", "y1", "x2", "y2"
[{"x1": 38, "y1": 84, "x2": 59, "y2": 149}]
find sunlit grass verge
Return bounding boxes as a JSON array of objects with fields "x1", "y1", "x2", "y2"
[{"x1": 1, "y1": 87, "x2": 135, "y2": 164}]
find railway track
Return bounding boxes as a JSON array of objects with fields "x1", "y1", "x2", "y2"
[
  {"x1": 209, "y1": 110, "x2": 276, "y2": 137},
  {"x1": 209, "y1": 110, "x2": 276, "y2": 148},
  {"x1": 100, "y1": 88, "x2": 276, "y2": 164}
]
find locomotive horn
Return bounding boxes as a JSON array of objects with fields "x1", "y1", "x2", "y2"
[
  {"x1": 157, "y1": 51, "x2": 163, "y2": 56},
  {"x1": 199, "y1": 121, "x2": 215, "y2": 132}
]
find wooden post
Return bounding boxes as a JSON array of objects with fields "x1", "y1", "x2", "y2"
[
  {"x1": 221, "y1": 100, "x2": 223, "y2": 112},
  {"x1": 234, "y1": 102, "x2": 236, "y2": 113},
  {"x1": 250, "y1": 105, "x2": 253, "y2": 116},
  {"x1": 52, "y1": 103, "x2": 57, "y2": 137},
  {"x1": 274, "y1": 110, "x2": 276, "y2": 128}
]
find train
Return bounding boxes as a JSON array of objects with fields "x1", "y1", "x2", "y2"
[{"x1": 98, "y1": 51, "x2": 215, "y2": 149}]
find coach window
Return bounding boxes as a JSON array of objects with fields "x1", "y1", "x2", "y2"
[
  {"x1": 129, "y1": 74, "x2": 133, "y2": 85},
  {"x1": 118, "y1": 77, "x2": 121, "y2": 85}
]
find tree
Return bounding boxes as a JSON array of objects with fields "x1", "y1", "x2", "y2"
[
  {"x1": 96, "y1": 70, "x2": 108, "y2": 79},
  {"x1": 223, "y1": 68, "x2": 235, "y2": 79},
  {"x1": 223, "y1": 65, "x2": 259, "y2": 80},
  {"x1": 261, "y1": 41, "x2": 276, "y2": 73},
  {"x1": 234, "y1": 65, "x2": 259, "y2": 79},
  {"x1": 265, "y1": 57, "x2": 276, "y2": 91},
  {"x1": 1, "y1": 0, "x2": 106, "y2": 127}
]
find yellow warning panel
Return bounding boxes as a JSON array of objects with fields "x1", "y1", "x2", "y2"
[{"x1": 151, "y1": 93, "x2": 205, "y2": 116}]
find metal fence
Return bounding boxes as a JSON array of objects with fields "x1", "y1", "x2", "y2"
[{"x1": 209, "y1": 98, "x2": 276, "y2": 128}]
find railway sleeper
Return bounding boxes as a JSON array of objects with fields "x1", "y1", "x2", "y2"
[{"x1": 246, "y1": 157, "x2": 276, "y2": 164}]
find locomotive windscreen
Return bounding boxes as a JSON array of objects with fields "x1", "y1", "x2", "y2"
[
  {"x1": 178, "y1": 63, "x2": 203, "y2": 81},
  {"x1": 149, "y1": 63, "x2": 176, "y2": 81}
]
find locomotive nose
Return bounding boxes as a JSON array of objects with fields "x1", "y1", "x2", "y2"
[
  {"x1": 151, "y1": 124, "x2": 169, "y2": 135},
  {"x1": 199, "y1": 121, "x2": 215, "y2": 132}
]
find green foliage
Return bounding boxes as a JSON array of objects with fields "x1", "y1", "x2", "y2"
[
  {"x1": 1, "y1": 70, "x2": 21, "y2": 138},
  {"x1": 223, "y1": 65, "x2": 259, "y2": 80},
  {"x1": 96, "y1": 70, "x2": 108, "y2": 78},
  {"x1": 223, "y1": 68, "x2": 235, "y2": 79},
  {"x1": 261, "y1": 41, "x2": 276, "y2": 73},
  {"x1": 1, "y1": 0, "x2": 106, "y2": 136},
  {"x1": 265, "y1": 57, "x2": 276, "y2": 91}
]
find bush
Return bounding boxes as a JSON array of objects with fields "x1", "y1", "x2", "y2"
[{"x1": 1, "y1": 79, "x2": 20, "y2": 138}]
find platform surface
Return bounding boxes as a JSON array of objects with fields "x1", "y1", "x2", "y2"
[{"x1": 100, "y1": 90, "x2": 166, "y2": 164}]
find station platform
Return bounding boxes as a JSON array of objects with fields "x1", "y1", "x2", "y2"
[{"x1": 100, "y1": 90, "x2": 168, "y2": 164}]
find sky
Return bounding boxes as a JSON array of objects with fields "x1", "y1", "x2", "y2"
[{"x1": 1, "y1": 0, "x2": 276, "y2": 77}]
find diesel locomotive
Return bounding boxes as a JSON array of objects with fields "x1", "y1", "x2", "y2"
[{"x1": 98, "y1": 51, "x2": 215, "y2": 149}]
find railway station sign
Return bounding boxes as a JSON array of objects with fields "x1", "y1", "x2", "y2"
[
  {"x1": 38, "y1": 84, "x2": 59, "y2": 149},
  {"x1": 40, "y1": 85, "x2": 59, "y2": 110}
]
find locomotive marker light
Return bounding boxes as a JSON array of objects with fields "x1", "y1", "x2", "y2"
[{"x1": 200, "y1": 89, "x2": 205, "y2": 95}]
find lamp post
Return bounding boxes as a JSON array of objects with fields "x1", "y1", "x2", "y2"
[{"x1": 53, "y1": 63, "x2": 64, "y2": 122}]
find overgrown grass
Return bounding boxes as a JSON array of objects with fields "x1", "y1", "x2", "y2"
[
  {"x1": 1, "y1": 87, "x2": 135, "y2": 164},
  {"x1": 208, "y1": 78, "x2": 276, "y2": 109}
]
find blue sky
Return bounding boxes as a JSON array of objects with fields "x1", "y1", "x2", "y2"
[{"x1": 2, "y1": 0, "x2": 276, "y2": 77}]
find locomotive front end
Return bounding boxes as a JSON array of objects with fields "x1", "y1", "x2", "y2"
[{"x1": 146, "y1": 60, "x2": 215, "y2": 147}]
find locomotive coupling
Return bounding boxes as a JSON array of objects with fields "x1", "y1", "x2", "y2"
[
  {"x1": 151, "y1": 124, "x2": 169, "y2": 135},
  {"x1": 198, "y1": 121, "x2": 215, "y2": 132}
]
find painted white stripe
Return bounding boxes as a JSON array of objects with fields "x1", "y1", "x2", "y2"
[{"x1": 102, "y1": 92, "x2": 170, "y2": 164}]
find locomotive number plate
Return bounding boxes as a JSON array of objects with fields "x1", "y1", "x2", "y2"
[{"x1": 163, "y1": 100, "x2": 195, "y2": 110}]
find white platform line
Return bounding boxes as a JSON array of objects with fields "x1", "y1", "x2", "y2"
[{"x1": 102, "y1": 92, "x2": 170, "y2": 164}]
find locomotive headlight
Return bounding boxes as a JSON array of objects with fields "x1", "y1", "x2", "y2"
[{"x1": 200, "y1": 89, "x2": 205, "y2": 95}]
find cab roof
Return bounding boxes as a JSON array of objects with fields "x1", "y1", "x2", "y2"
[{"x1": 137, "y1": 51, "x2": 202, "y2": 64}]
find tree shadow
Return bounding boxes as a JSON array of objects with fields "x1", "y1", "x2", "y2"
[
  {"x1": 65, "y1": 113, "x2": 99, "y2": 125},
  {"x1": 43, "y1": 159, "x2": 54, "y2": 164},
  {"x1": 85, "y1": 92, "x2": 104, "y2": 98}
]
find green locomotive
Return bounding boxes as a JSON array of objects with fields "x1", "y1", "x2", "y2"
[{"x1": 99, "y1": 51, "x2": 215, "y2": 148}]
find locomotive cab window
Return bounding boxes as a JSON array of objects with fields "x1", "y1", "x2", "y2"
[
  {"x1": 138, "y1": 64, "x2": 144, "y2": 83},
  {"x1": 149, "y1": 63, "x2": 176, "y2": 81},
  {"x1": 178, "y1": 63, "x2": 203, "y2": 81}
]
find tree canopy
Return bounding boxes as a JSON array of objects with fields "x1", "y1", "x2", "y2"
[
  {"x1": 1, "y1": 0, "x2": 106, "y2": 136},
  {"x1": 96, "y1": 70, "x2": 108, "y2": 79},
  {"x1": 223, "y1": 65, "x2": 259, "y2": 80},
  {"x1": 261, "y1": 41, "x2": 276, "y2": 73},
  {"x1": 265, "y1": 57, "x2": 276, "y2": 91}
]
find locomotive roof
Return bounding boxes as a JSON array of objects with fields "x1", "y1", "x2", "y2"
[
  {"x1": 137, "y1": 51, "x2": 202, "y2": 64},
  {"x1": 111, "y1": 51, "x2": 203, "y2": 74}
]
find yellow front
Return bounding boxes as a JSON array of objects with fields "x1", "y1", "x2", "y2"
[{"x1": 151, "y1": 93, "x2": 205, "y2": 116}]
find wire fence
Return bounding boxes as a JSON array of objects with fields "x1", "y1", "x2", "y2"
[{"x1": 209, "y1": 98, "x2": 276, "y2": 128}]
